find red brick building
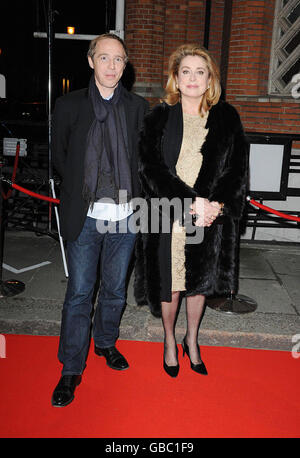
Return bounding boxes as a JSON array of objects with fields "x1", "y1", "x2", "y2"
[
  {"x1": 124, "y1": 0, "x2": 300, "y2": 242},
  {"x1": 125, "y1": 0, "x2": 299, "y2": 140}
]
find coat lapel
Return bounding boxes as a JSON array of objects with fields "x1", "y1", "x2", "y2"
[
  {"x1": 194, "y1": 102, "x2": 229, "y2": 197},
  {"x1": 162, "y1": 103, "x2": 183, "y2": 173},
  {"x1": 122, "y1": 90, "x2": 134, "y2": 156}
]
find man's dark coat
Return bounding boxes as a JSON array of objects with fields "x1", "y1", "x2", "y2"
[
  {"x1": 134, "y1": 101, "x2": 249, "y2": 317},
  {"x1": 52, "y1": 86, "x2": 149, "y2": 241}
]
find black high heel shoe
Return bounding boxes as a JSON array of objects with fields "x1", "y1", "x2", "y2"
[
  {"x1": 163, "y1": 344, "x2": 179, "y2": 378},
  {"x1": 182, "y1": 337, "x2": 208, "y2": 375}
]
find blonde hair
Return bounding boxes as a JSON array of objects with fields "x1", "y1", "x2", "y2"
[{"x1": 163, "y1": 44, "x2": 221, "y2": 115}]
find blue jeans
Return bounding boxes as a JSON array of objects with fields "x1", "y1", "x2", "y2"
[{"x1": 58, "y1": 216, "x2": 136, "y2": 375}]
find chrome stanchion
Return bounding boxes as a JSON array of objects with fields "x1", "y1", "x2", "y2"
[
  {"x1": 0, "y1": 154, "x2": 25, "y2": 297},
  {"x1": 49, "y1": 178, "x2": 68, "y2": 278},
  {"x1": 206, "y1": 291, "x2": 257, "y2": 314},
  {"x1": 206, "y1": 218, "x2": 257, "y2": 314}
]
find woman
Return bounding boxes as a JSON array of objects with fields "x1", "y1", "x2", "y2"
[{"x1": 134, "y1": 44, "x2": 248, "y2": 377}]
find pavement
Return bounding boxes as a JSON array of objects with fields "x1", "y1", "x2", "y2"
[{"x1": 0, "y1": 229, "x2": 300, "y2": 352}]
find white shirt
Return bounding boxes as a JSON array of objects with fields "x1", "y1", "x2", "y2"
[{"x1": 87, "y1": 201, "x2": 133, "y2": 221}]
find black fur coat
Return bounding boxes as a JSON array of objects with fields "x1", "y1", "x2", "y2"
[{"x1": 134, "y1": 100, "x2": 249, "y2": 317}]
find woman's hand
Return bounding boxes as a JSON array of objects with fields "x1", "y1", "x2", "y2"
[{"x1": 189, "y1": 198, "x2": 222, "y2": 227}]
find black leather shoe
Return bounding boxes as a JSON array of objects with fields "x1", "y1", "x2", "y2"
[
  {"x1": 51, "y1": 374, "x2": 81, "y2": 407},
  {"x1": 95, "y1": 345, "x2": 129, "y2": 370}
]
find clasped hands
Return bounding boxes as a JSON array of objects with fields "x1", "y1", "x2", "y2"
[{"x1": 189, "y1": 197, "x2": 223, "y2": 227}]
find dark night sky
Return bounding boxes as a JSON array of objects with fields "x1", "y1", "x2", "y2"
[{"x1": 0, "y1": 0, "x2": 116, "y2": 108}]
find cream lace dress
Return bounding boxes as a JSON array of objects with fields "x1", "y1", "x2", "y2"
[{"x1": 171, "y1": 111, "x2": 209, "y2": 291}]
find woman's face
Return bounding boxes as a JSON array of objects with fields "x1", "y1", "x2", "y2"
[{"x1": 176, "y1": 55, "x2": 210, "y2": 102}]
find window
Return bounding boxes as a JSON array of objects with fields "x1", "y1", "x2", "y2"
[{"x1": 269, "y1": 0, "x2": 300, "y2": 96}]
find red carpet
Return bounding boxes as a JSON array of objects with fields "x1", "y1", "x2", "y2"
[{"x1": 0, "y1": 334, "x2": 299, "y2": 438}]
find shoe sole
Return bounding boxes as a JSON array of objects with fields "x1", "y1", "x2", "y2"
[
  {"x1": 51, "y1": 395, "x2": 74, "y2": 408},
  {"x1": 106, "y1": 361, "x2": 129, "y2": 371},
  {"x1": 95, "y1": 350, "x2": 129, "y2": 370}
]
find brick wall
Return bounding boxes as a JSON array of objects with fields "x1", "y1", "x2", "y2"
[
  {"x1": 125, "y1": 0, "x2": 165, "y2": 86},
  {"x1": 163, "y1": 0, "x2": 206, "y2": 79},
  {"x1": 207, "y1": 0, "x2": 225, "y2": 68},
  {"x1": 125, "y1": 0, "x2": 299, "y2": 146},
  {"x1": 125, "y1": 0, "x2": 206, "y2": 103},
  {"x1": 225, "y1": 0, "x2": 300, "y2": 147}
]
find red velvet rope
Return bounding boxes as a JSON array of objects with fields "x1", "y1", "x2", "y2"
[
  {"x1": 1, "y1": 140, "x2": 59, "y2": 204},
  {"x1": 3, "y1": 168, "x2": 300, "y2": 222},
  {"x1": 10, "y1": 182, "x2": 60, "y2": 204},
  {"x1": 249, "y1": 198, "x2": 300, "y2": 223}
]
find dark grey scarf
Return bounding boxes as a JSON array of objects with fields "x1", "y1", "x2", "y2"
[{"x1": 82, "y1": 77, "x2": 132, "y2": 207}]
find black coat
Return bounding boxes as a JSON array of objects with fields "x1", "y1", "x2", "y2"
[
  {"x1": 52, "y1": 86, "x2": 149, "y2": 241},
  {"x1": 134, "y1": 101, "x2": 249, "y2": 317}
]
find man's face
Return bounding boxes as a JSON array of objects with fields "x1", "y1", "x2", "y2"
[{"x1": 88, "y1": 38, "x2": 126, "y2": 97}]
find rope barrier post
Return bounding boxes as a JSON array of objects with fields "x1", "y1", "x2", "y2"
[
  {"x1": 206, "y1": 219, "x2": 258, "y2": 314},
  {"x1": 0, "y1": 149, "x2": 25, "y2": 297},
  {"x1": 47, "y1": 0, "x2": 54, "y2": 234},
  {"x1": 0, "y1": 156, "x2": 5, "y2": 282},
  {"x1": 49, "y1": 179, "x2": 68, "y2": 278},
  {"x1": 206, "y1": 291, "x2": 258, "y2": 314},
  {"x1": 251, "y1": 197, "x2": 263, "y2": 241}
]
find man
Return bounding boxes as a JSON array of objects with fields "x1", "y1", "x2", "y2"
[{"x1": 51, "y1": 34, "x2": 149, "y2": 407}]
